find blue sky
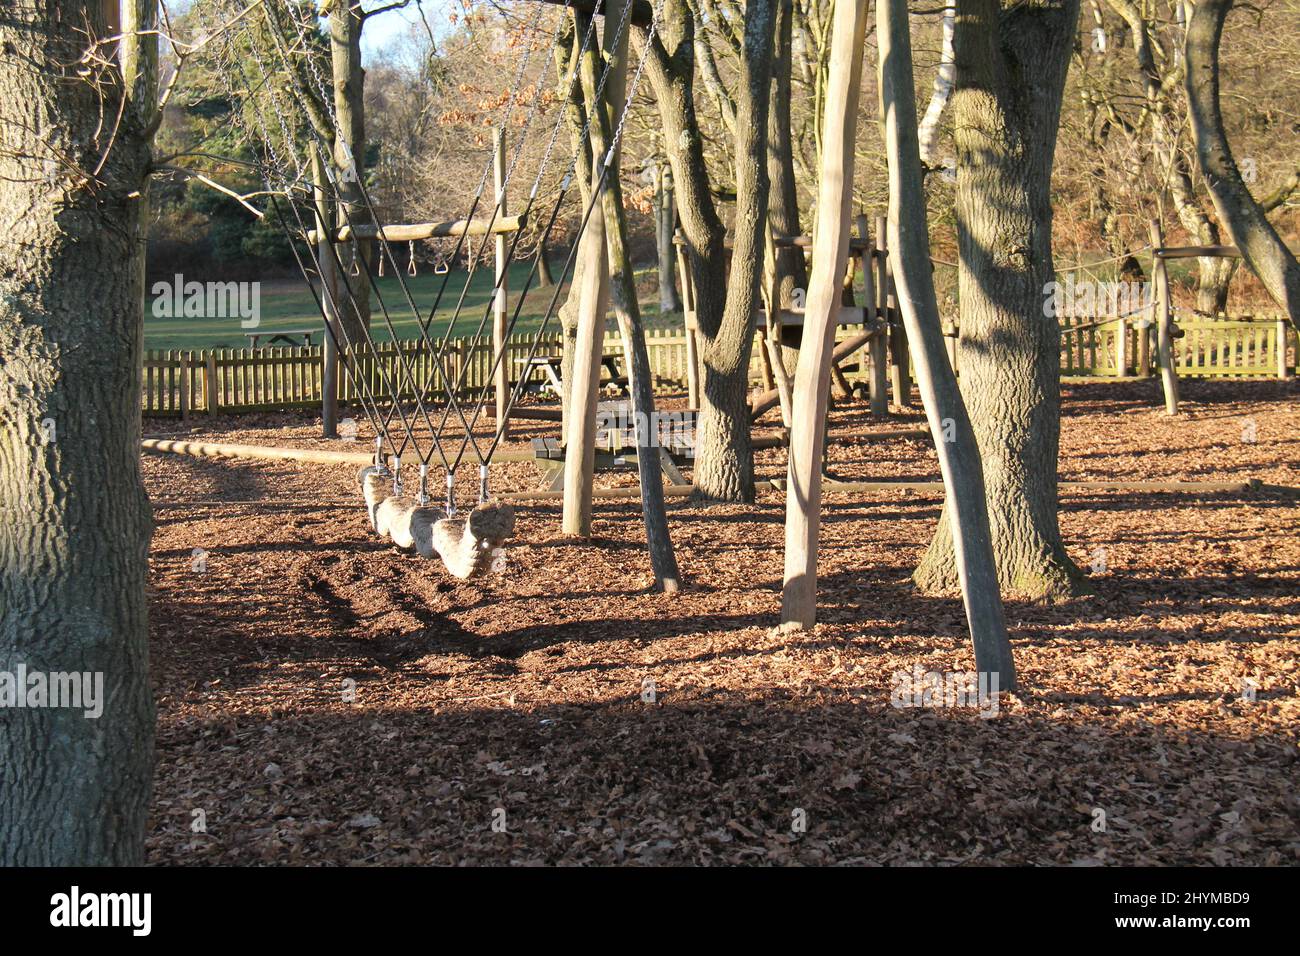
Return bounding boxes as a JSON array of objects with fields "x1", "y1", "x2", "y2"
[{"x1": 359, "y1": 1, "x2": 451, "y2": 63}]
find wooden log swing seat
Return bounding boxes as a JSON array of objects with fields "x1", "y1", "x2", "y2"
[{"x1": 361, "y1": 464, "x2": 515, "y2": 579}]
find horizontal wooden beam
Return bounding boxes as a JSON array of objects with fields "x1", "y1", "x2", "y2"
[
  {"x1": 1157, "y1": 243, "x2": 1300, "y2": 260},
  {"x1": 307, "y1": 215, "x2": 525, "y2": 244},
  {"x1": 141, "y1": 438, "x2": 535, "y2": 465}
]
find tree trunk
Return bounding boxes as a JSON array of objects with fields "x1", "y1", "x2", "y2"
[
  {"x1": 642, "y1": 0, "x2": 778, "y2": 502},
  {"x1": 585, "y1": 1, "x2": 681, "y2": 590},
  {"x1": 654, "y1": 161, "x2": 683, "y2": 313},
  {"x1": 781, "y1": 0, "x2": 870, "y2": 627},
  {"x1": 1184, "y1": 0, "x2": 1300, "y2": 329},
  {"x1": 915, "y1": 0, "x2": 1089, "y2": 601},
  {"x1": 556, "y1": 11, "x2": 596, "y2": 438},
  {"x1": 767, "y1": 0, "x2": 807, "y2": 357},
  {"x1": 537, "y1": 236, "x2": 557, "y2": 290},
  {"x1": 330, "y1": 1, "x2": 372, "y2": 343},
  {"x1": 0, "y1": 0, "x2": 155, "y2": 865}
]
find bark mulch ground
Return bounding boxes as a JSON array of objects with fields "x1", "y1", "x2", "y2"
[{"x1": 141, "y1": 378, "x2": 1299, "y2": 865}]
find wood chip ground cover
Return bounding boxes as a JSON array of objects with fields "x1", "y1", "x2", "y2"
[{"x1": 141, "y1": 379, "x2": 1299, "y2": 865}]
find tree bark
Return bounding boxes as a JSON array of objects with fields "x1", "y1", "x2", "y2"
[
  {"x1": 556, "y1": 12, "x2": 596, "y2": 438},
  {"x1": 0, "y1": 0, "x2": 156, "y2": 864},
  {"x1": 914, "y1": 0, "x2": 1089, "y2": 601},
  {"x1": 780, "y1": 0, "x2": 870, "y2": 627},
  {"x1": 766, "y1": 0, "x2": 807, "y2": 357},
  {"x1": 1184, "y1": 0, "x2": 1300, "y2": 329}
]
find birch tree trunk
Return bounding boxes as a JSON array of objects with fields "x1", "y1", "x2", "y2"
[
  {"x1": 0, "y1": 0, "x2": 156, "y2": 864},
  {"x1": 914, "y1": 0, "x2": 1088, "y2": 601}
]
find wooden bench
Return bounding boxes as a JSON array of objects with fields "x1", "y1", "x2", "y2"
[
  {"x1": 516, "y1": 354, "x2": 628, "y2": 397},
  {"x1": 529, "y1": 402, "x2": 695, "y2": 490},
  {"x1": 244, "y1": 328, "x2": 320, "y2": 348}
]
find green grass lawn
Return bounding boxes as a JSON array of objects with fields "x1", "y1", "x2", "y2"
[{"x1": 144, "y1": 263, "x2": 674, "y2": 351}]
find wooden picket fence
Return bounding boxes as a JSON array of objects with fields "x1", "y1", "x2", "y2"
[
  {"x1": 1055, "y1": 313, "x2": 1293, "y2": 378},
  {"x1": 142, "y1": 315, "x2": 1295, "y2": 417}
]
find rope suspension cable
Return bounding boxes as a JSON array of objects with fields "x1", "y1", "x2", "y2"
[
  {"x1": 429, "y1": 3, "x2": 621, "y2": 478},
  {"x1": 448, "y1": 0, "x2": 656, "y2": 474},
  {"x1": 276, "y1": 0, "x2": 559, "y2": 476},
  {"x1": 212, "y1": 13, "x2": 401, "y2": 464},
  {"x1": 239, "y1": 13, "x2": 431, "y2": 470},
  {"x1": 256, "y1": 10, "x2": 456, "y2": 475},
  {"x1": 396, "y1": 1, "x2": 596, "y2": 449}
]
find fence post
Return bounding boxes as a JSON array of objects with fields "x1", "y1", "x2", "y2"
[
  {"x1": 1115, "y1": 316, "x2": 1128, "y2": 378},
  {"x1": 179, "y1": 352, "x2": 191, "y2": 421},
  {"x1": 204, "y1": 352, "x2": 217, "y2": 414},
  {"x1": 1278, "y1": 316, "x2": 1291, "y2": 380}
]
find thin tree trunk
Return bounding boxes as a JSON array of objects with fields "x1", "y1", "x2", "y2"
[
  {"x1": 586, "y1": 1, "x2": 681, "y2": 590},
  {"x1": 766, "y1": 0, "x2": 807, "y2": 359},
  {"x1": 876, "y1": 0, "x2": 1016, "y2": 687},
  {"x1": 330, "y1": 1, "x2": 372, "y2": 343},
  {"x1": 914, "y1": 0, "x2": 1089, "y2": 601},
  {"x1": 556, "y1": 12, "x2": 596, "y2": 437},
  {"x1": 655, "y1": 161, "x2": 683, "y2": 313},
  {"x1": 1184, "y1": 0, "x2": 1300, "y2": 329},
  {"x1": 0, "y1": 0, "x2": 156, "y2": 864}
]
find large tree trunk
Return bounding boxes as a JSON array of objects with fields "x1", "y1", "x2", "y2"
[
  {"x1": 915, "y1": 0, "x2": 1089, "y2": 601},
  {"x1": 642, "y1": 0, "x2": 778, "y2": 502},
  {"x1": 0, "y1": 0, "x2": 155, "y2": 864},
  {"x1": 1184, "y1": 0, "x2": 1300, "y2": 329}
]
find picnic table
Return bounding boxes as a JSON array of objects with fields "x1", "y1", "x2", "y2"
[
  {"x1": 516, "y1": 354, "x2": 628, "y2": 397},
  {"x1": 529, "y1": 400, "x2": 697, "y2": 491},
  {"x1": 244, "y1": 328, "x2": 320, "y2": 348}
]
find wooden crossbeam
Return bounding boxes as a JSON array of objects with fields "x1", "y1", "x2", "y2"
[{"x1": 307, "y1": 215, "x2": 525, "y2": 244}]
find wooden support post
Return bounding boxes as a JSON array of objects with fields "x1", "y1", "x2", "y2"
[
  {"x1": 1116, "y1": 315, "x2": 1129, "y2": 378},
  {"x1": 1278, "y1": 316, "x2": 1291, "y2": 380},
  {"x1": 311, "y1": 151, "x2": 340, "y2": 438},
  {"x1": 867, "y1": 218, "x2": 889, "y2": 415},
  {"x1": 493, "y1": 127, "x2": 510, "y2": 441},
  {"x1": 875, "y1": 0, "x2": 1014, "y2": 687},
  {"x1": 1148, "y1": 219, "x2": 1179, "y2": 414},
  {"x1": 675, "y1": 233, "x2": 702, "y2": 410},
  {"x1": 781, "y1": 0, "x2": 870, "y2": 628},
  {"x1": 179, "y1": 352, "x2": 191, "y2": 421},
  {"x1": 882, "y1": 214, "x2": 911, "y2": 405},
  {"x1": 562, "y1": 10, "x2": 622, "y2": 536},
  {"x1": 764, "y1": 334, "x2": 794, "y2": 428}
]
